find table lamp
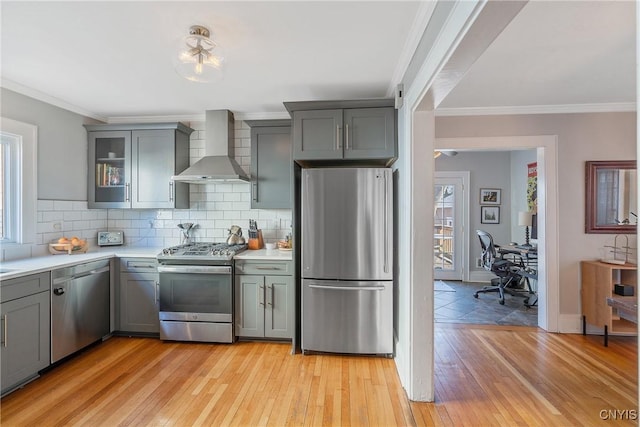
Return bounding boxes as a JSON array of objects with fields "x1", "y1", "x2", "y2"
[{"x1": 518, "y1": 211, "x2": 533, "y2": 247}]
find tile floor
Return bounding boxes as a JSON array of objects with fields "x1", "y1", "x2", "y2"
[{"x1": 434, "y1": 280, "x2": 538, "y2": 326}]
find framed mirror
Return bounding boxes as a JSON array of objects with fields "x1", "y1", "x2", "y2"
[{"x1": 585, "y1": 160, "x2": 637, "y2": 234}]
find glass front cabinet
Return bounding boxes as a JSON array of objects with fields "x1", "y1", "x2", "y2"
[{"x1": 85, "y1": 123, "x2": 193, "y2": 209}]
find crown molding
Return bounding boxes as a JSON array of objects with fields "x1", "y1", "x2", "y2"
[
  {"x1": 386, "y1": 1, "x2": 437, "y2": 98},
  {"x1": 107, "y1": 114, "x2": 205, "y2": 124},
  {"x1": 108, "y1": 111, "x2": 291, "y2": 124},
  {"x1": 233, "y1": 111, "x2": 291, "y2": 121},
  {"x1": 1, "y1": 78, "x2": 108, "y2": 122},
  {"x1": 435, "y1": 102, "x2": 637, "y2": 117}
]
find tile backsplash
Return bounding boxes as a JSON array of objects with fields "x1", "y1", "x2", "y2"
[{"x1": 8, "y1": 119, "x2": 292, "y2": 261}]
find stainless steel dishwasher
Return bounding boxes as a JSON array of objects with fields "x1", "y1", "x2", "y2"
[{"x1": 51, "y1": 259, "x2": 110, "y2": 363}]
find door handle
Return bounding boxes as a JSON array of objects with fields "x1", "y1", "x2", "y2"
[
  {"x1": 253, "y1": 182, "x2": 258, "y2": 201},
  {"x1": 2, "y1": 315, "x2": 6, "y2": 348},
  {"x1": 169, "y1": 182, "x2": 174, "y2": 202},
  {"x1": 267, "y1": 284, "x2": 273, "y2": 306},
  {"x1": 345, "y1": 124, "x2": 350, "y2": 150},
  {"x1": 383, "y1": 170, "x2": 389, "y2": 273},
  {"x1": 125, "y1": 182, "x2": 131, "y2": 202},
  {"x1": 259, "y1": 284, "x2": 265, "y2": 306},
  {"x1": 308, "y1": 284, "x2": 385, "y2": 291}
]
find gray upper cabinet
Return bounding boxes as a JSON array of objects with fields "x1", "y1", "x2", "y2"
[
  {"x1": 343, "y1": 108, "x2": 395, "y2": 159},
  {"x1": 85, "y1": 123, "x2": 192, "y2": 209},
  {"x1": 292, "y1": 109, "x2": 343, "y2": 160},
  {"x1": 291, "y1": 107, "x2": 396, "y2": 162},
  {"x1": 247, "y1": 121, "x2": 292, "y2": 209}
]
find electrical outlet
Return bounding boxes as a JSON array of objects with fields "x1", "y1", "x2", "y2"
[{"x1": 475, "y1": 258, "x2": 482, "y2": 268}]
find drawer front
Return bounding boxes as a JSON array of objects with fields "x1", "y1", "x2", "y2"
[
  {"x1": 120, "y1": 258, "x2": 158, "y2": 273},
  {"x1": 0, "y1": 272, "x2": 51, "y2": 303},
  {"x1": 235, "y1": 260, "x2": 293, "y2": 276}
]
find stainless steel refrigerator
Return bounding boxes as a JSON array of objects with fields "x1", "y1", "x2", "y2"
[{"x1": 301, "y1": 167, "x2": 393, "y2": 355}]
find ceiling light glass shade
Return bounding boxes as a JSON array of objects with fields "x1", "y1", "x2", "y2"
[{"x1": 174, "y1": 25, "x2": 225, "y2": 83}]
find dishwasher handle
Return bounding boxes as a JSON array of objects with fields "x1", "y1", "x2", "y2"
[{"x1": 52, "y1": 266, "x2": 110, "y2": 285}]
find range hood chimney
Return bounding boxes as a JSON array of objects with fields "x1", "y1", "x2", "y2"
[{"x1": 172, "y1": 110, "x2": 250, "y2": 183}]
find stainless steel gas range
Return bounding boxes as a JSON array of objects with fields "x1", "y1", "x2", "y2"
[{"x1": 156, "y1": 242, "x2": 247, "y2": 343}]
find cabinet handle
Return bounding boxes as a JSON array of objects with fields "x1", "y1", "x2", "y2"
[
  {"x1": 336, "y1": 126, "x2": 341, "y2": 150},
  {"x1": 345, "y1": 124, "x2": 350, "y2": 150},
  {"x1": 155, "y1": 282, "x2": 160, "y2": 305},
  {"x1": 169, "y1": 182, "x2": 174, "y2": 202},
  {"x1": 259, "y1": 284, "x2": 265, "y2": 306},
  {"x1": 2, "y1": 315, "x2": 7, "y2": 348},
  {"x1": 255, "y1": 266, "x2": 281, "y2": 271},
  {"x1": 267, "y1": 284, "x2": 273, "y2": 306},
  {"x1": 253, "y1": 182, "x2": 258, "y2": 201},
  {"x1": 125, "y1": 183, "x2": 131, "y2": 202}
]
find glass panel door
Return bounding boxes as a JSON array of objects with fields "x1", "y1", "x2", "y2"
[
  {"x1": 434, "y1": 173, "x2": 465, "y2": 280},
  {"x1": 89, "y1": 131, "x2": 131, "y2": 207}
]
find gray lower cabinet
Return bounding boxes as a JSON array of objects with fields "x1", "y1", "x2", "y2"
[
  {"x1": 0, "y1": 272, "x2": 51, "y2": 396},
  {"x1": 118, "y1": 258, "x2": 159, "y2": 334},
  {"x1": 248, "y1": 121, "x2": 292, "y2": 209},
  {"x1": 85, "y1": 123, "x2": 193, "y2": 209},
  {"x1": 292, "y1": 107, "x2": 396, "y2": 161},
  {"x1": 234, "y1": 260, "x2": 294, "y2": 339}
]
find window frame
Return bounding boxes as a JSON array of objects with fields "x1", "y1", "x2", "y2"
[{"x1": 0, "y1": 117, "x2": 37, "y2": 247}]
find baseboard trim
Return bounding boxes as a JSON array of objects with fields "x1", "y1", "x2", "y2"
[
  {"x1": 468, "y1": 271, "x2": 495, "y2": 282},
  {"x1": 558, "y1": 314, "x2": 583, "y2": 334}
]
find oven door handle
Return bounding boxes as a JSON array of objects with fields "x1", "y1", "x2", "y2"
[{"x1": 157, "y1": 265, "x2": 232, "y2": 274}]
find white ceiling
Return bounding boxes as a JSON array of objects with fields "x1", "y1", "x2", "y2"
[{"x1": 1, "y1": 1, "x2": 636, "y2": 122}]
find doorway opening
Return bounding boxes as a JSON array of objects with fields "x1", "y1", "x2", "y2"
[{"x1": 433, "y1": 137, "x2": 559, "y2": 332}]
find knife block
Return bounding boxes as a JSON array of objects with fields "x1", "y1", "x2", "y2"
[{"x1": 248, "y1": 230, "x2": 264, "y2": 250}]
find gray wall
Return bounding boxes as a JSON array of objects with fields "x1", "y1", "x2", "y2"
[
  {"x1": 435, "y1": 112, "x2": 637, "y2": 316},
  {"x1": 435, "y1": 150, "x2": 512, "y2": 272},
  {"x1": 1, "y1": 88, "x2": 102, "y2": 200}
]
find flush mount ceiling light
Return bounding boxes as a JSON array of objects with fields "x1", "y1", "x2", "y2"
[
  {"x1": 174, "y1": 25, "x2": 224, "y2": 83},
  {"x1": 434, "y1": 150, "x2": 459, "y2": 158}
]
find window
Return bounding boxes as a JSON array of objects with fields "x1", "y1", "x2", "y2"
[
  {"x1": 0, "y1": 117, "x2": 37, "y2": 247},
  {"x1": 0, "y1": 133, "x2": 19, "y2": 241}
]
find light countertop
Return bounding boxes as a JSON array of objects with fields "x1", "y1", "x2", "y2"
[
  {"x1": 0, "y1": 247, "x2": 161, "y2": 281},
  {"x1": 234, "y1": 248, "x2": 293, "y2": 261},
  {"x1": 0, "y1": 246, "x2": 293, "y2": 281}
]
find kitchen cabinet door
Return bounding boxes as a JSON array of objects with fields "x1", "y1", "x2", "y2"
[
  {"x1": 119, "y1": 258, "x2": 159, "y2": 334},
  {"x1": 292, "y1": 109, "x2": 343, "y2": 160},
  {"x1": 131, "y1": 129, "x2": 189, "y2": 209},
  {"x1": 1, "y1": 290, "x2": 50, "y2": 396},
  {"x1": 250, "y1": 125, "x2": 292, "y2": 209},
  {"x1": 264, "y1": 275, "x2": 294, "y2": 339},
  {"x1": 343, "y1": 107, "x2": 395, "y2": 160},
  {"x1": 120, "y1": 272, "x2": 159, "y2": 334},
  {"x1": 235, "y1": 275, "x2": 265, "y2": 338},
  {"x1": 88, "y1": 131, "x2": 132, "y2": 208}
]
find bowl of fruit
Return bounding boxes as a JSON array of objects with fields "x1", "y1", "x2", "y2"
[{"x1": 49, "y1": 237, "x2": 88, "y2": 255}]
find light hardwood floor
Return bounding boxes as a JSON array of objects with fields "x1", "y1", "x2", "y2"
[{"x1": 1, "y1": 324, "x2": 636, "y2": 426}]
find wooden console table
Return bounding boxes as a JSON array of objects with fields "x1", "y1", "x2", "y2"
[{"x1": 581, "y1": 260, "x2": 637, "y2": 346}]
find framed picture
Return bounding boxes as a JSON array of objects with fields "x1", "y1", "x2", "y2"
[
  {"x1": 480, "y1": 188, "x2": 501, "y2": 205},
  {"x1": 481, "y1": 206, "x2": 500, "y2": 224}
]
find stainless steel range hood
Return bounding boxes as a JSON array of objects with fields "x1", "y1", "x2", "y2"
[{"x1": 172, "y1": 110, "x2": 250, "y2": 183}]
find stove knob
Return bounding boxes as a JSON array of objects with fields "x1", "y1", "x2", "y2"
[{"x1": 162, "y1": 248, "x2": 170, "y2": 255}]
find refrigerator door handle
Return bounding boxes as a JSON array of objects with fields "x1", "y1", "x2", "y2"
[
  {"x1": 308, "y1": 284, "x2": 385, "y2": 291},
  {"x1": 383, "y1": 171, "x2": 389, "y2": 273}
]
